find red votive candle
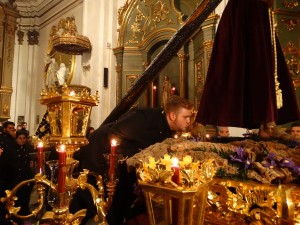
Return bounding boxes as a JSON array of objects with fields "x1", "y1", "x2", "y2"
[
  {"x1": 109, "y1": 139, "x2": 117, "y2": 182},
  {"x1": 37, "y1": 142, "x2": 44, "y2": 174},
  {"x1": 58, "y1": 145, "x2": 67, "y2": 193},
  {"x1": 171, "y1": 157, "x2": 181, "y2": 185}
]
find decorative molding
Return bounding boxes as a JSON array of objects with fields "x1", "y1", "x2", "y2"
[
  {"x1": 17, "y1": 29, "x2": 24, "y2": 45},
  {"x1": 281, "y1": 0, "x2": 299, "y2": 9},
  {"x1": 281, "y1": 18, "x2": 298, "y2": 31},
  {"x1": 27, "y1": 29, "x2": 39, "y2": 45}
]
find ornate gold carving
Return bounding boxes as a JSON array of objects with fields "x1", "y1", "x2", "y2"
[
  {"x1": 153, "y1": 1, "x2": 170, "y2": 26},
  {"x1": 282, "y1": 41, "x2": 300, "y2": 77},
  {"x1": 122, "y1": 0, "x2": 183, "y2": 46},
  {"x1": 70, "y1": 103, "x2": 91, "y2": 137},
  {"x1": 27, "y1": 30, "x2": 39, "y2": 45},
  {"x1": 287, "y1": 55, "x2": 300, "y2": 76},
  {"x1": 283, "y1": 41, "x2": 299, "y2": 55},
  {"x1": 203, "y1": 40, "x2": 214, "y2": 50},
  {"x1": 281, "y1": 0, "x2": 299, "y2": 9},
  {"x1": 206, "y1": 179, "x2": 300, "y2": 224},
  {"x1": 44, "y1": 19, "x2": 77, "y2": 89},
  {"x1": 195, "y1": 60, "x2": 205, "y2": 107},
  {"x1": 126, "y1": 6, "x2": 146, "y2": 45},
  {"x1": 17, "y1": 29, "x2": 24, "y2": 45},
  {"x1": 51, "y1": 17, "x2": 92, "y2": 55},
  {"x1": 117, "y1": 0, "x2": 130, "y2": 26},
  {"x1": 281, "y1": 18, "x2": 298, "y2": 31}
]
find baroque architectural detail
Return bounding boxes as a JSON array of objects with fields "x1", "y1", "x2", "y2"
[
  {"x1": 122, "y1": 0, "x2": 183, "y2": 46},
  {"x1": 281, "y1": 18, "x2": 298, "y2": 31},
  {"x1": 281, "y1": 0, "x2": 299, "y2": 9},
  {"x1": 27, "y1": 30, "x2": 39, "y2": 45},
  {"x1": 17, "y1": 29, "x2": 24, "y2": 45},
  {"x1": 203, "y1": 40, "x2": 214, "y2": 50}
]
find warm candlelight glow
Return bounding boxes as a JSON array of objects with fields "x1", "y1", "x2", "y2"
[
  {"x1": 60, "y1": 144, "x2": 66, "y2": 151},
  {"x1": 70, "y1": 91, "x2": 75, "y2": 96},
  {"x1": 153, "y1": 86, "x2": 157, "y2": 90},
  {"x1": 171, "y1": 86, "x2": 175, "y2": 95},
  {"x1": 109, "y1": 139, "x2": 118, "y2": 182},
  {"x1": 174, "y1": 134, "x2": 178, "y2": 139},
  {"x1": 171, "y1": 157, "x2": 180, "y2": 185},
  {"x1": 111, "y1": 139, "x2": 117, "y2": 146},
  {"x1": 37, "y1": 142, "x2": 45, "y2": 174},
  {"x1": 172, "y1": 157, "x2": 179, "y2": 166},
  {"x1": 37, "y1": 142, "x2": 43, "y2": 147}
]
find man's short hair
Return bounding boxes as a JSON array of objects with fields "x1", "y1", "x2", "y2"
[
  {"x1": 3, "y1": 121, "x2": 15, "y2": 129},
  {"x1": 164, "y1": 95, "x2": 193, "y2": 114}
]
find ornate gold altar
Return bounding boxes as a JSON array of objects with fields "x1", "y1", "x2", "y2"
[
  {"x1": 206, "y1": 178, "x2": 300, "y2": 225},
  {"x1": 127, "y1": 137, "x2": 300, "y2": 225}
]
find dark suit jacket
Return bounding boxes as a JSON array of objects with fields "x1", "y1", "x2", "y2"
[{"x1": 75, "y1": 107, "x2": 175, "y2": 176}]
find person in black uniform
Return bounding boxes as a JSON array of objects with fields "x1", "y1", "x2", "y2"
[{"x1": 72, "y1": 95, "x2": 194, "y2": 225}]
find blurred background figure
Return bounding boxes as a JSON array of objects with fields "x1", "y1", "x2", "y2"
[
  {"x1": 290, "y1": 122, "x2": 300, "y2": 140},
  {"x1": 21, "y1": 122, "x2": 29, "y2": 137},
  {"x1": 86, "y1": 126, "x2": 95, "y2": 139},
  {"x1": 216, "y1": 126, "x2": 230, "y2": 137}
]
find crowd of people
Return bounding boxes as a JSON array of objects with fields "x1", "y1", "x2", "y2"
[{"x1": 0, "y1": 121, "x2": 34, "y2": 225}]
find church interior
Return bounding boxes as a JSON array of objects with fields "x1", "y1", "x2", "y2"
[{"x1": 0, "y1": 0, "x2": 300, "y2": 224}]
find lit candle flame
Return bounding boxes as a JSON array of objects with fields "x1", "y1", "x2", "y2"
[
  {"x1": 153, "y1": 85, "x2": 157, "y2": 90},
  {"x1": 111, "y1": 139, "x2": 117, "y2": 146},
  {"x1": 172, "y1": 157, "x2": 179, "y2": 166},
  {"x1": 60, "y1": 144, "x2": 66, "y2": 151},
  {"x1": 37, "y1": 142, "x2": 43, "y2": 147},
  {"x1": 70, "y1": 91, "x2": 75, "y2": 96}
]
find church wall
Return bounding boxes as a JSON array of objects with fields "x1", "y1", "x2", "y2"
[
  {"x1": 11, "y1": 2, "x2": 84, "y2": 134},
  {"x1": 11, "y1": 0, "x2": 126, "y2": 133}
]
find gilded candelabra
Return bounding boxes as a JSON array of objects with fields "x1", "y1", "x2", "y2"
[{"x1": 1, "y1": 84, "x2": 118, "y2": 225}]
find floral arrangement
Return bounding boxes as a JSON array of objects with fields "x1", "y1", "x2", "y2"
[{"x1": 127, "y1": 137, "x2": 300, "y2": 184}]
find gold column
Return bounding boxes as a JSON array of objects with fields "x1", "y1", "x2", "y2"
[
  {"x1": 0, "y1": 4, "x2": 19, "y2": 121},
  {"x1": 177, "y1": 51, "x2": 188, "y2": 98}
]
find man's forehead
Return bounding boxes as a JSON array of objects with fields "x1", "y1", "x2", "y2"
[{"x1": 292, "y1": 126, "x2": 300, "y2": 130}]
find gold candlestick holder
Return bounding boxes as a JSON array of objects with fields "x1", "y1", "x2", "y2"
[
  {"x1": 137, "y1": 155, "x2": 216, "y2": 225},
  {"x1": 1, "y1": 84, "x2": 118, "y2": 225}
]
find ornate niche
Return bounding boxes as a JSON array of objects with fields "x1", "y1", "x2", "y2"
[
  {"x1": 44, "y1": 17, "x2": 81, "y2": 89},
  {"x1": 114, "y1": 0, "x2": 219, "y2": 107},
  {"x1": 0, "y1": 3, "x2": 19, "y2": 121}
]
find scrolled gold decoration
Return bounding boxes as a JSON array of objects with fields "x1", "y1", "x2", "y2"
[
  {"x1": 281, "y1": 18, "x2": 298, "y2": 31},
  {"x1": 51, "y1": 16, "x2": 92, "y2": 55},
  {"x1": 282, "y1": 0, "x2": 299, "y2": 9}
]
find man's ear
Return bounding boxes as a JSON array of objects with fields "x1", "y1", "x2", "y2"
[{"x1": 169, "y1": 111, "x2": 176, "y2": 121}]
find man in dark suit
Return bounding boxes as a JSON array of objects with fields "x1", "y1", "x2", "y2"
[{"x1": 72, "y1": 95, "x2": 194, "y2": 225}]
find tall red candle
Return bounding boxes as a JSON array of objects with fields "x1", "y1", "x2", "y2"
[
  {"x1": 37, "y1": 142, "x2": 44, "y2": 174},
  {"x1": 109, "y1": 139, "x2": 117, "y2": 182},
  {"x1": 171, "y1": 158, "x2": 181, "y2": 185},
  {"x1": 58, "y1": 145, "x2": 67, "y2": 193}
]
